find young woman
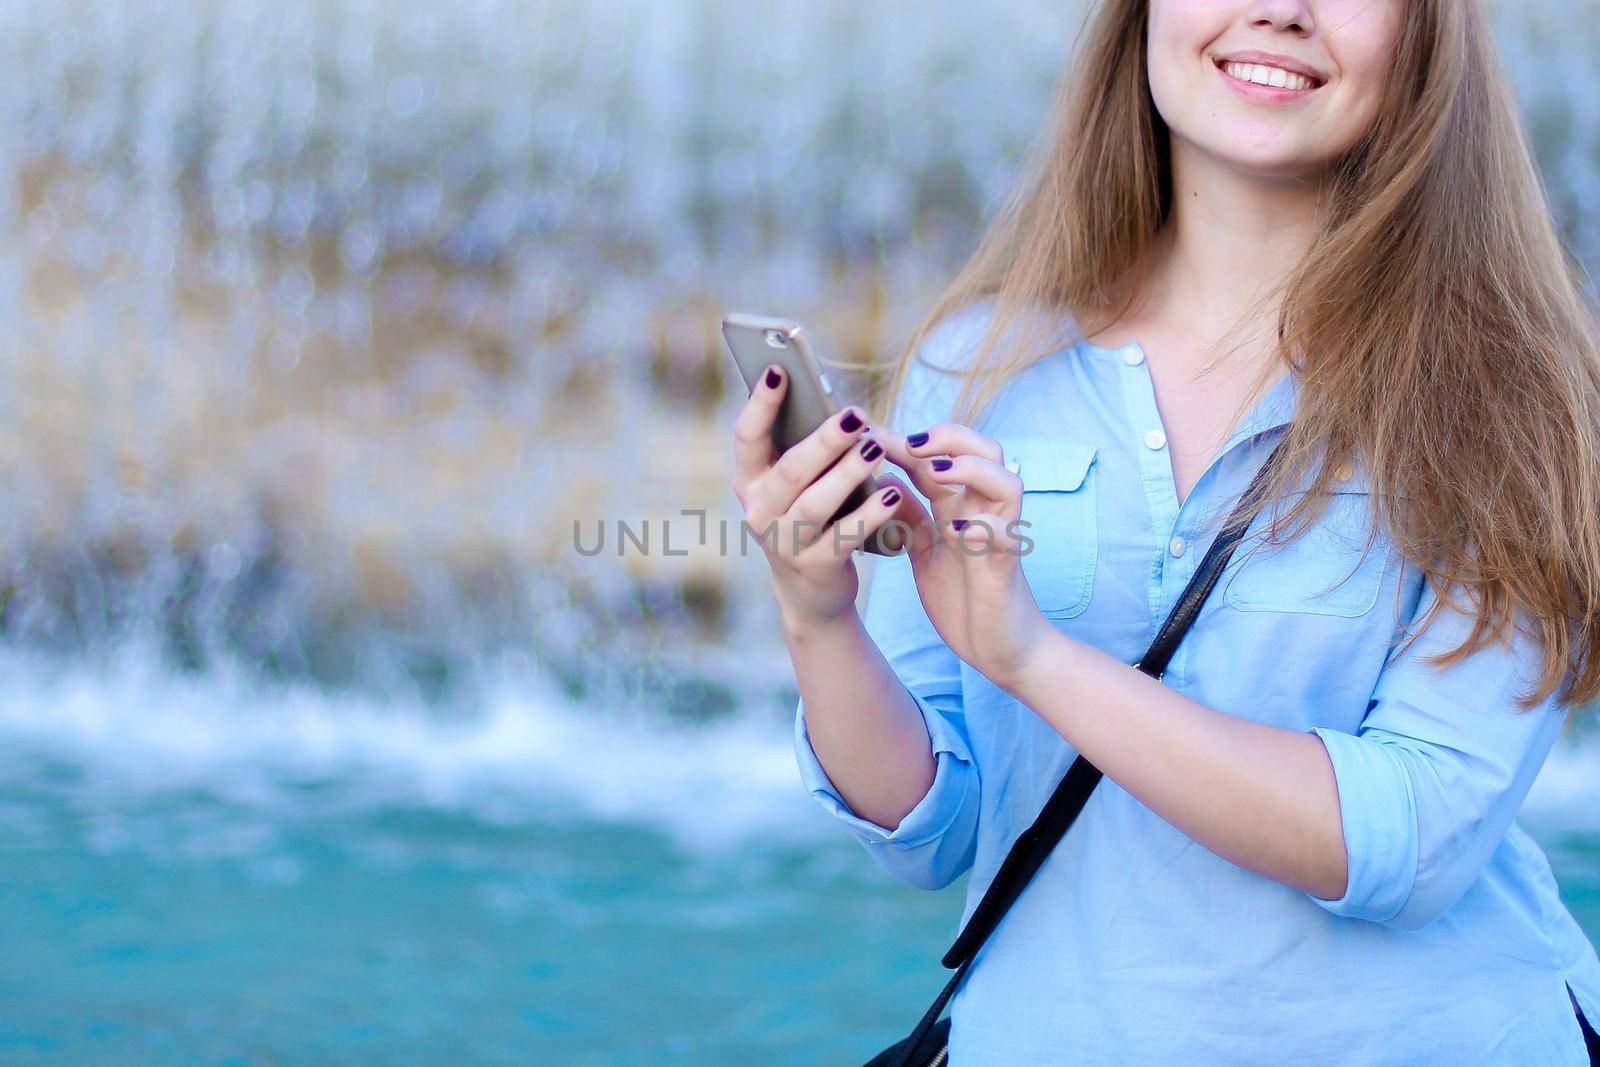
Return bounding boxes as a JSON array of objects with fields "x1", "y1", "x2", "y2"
[{"x1": 730, "y1": 0, "x2": 1600, "y2": 1061}]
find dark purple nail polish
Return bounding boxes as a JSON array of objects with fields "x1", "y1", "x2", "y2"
[
  {"x1": 860, "y1": 439, "x2": 883, "y2": 462},
  {"x1": 951, "y1": 518, "x2": 968, "y2": 531},
  {"x1": 882, "y1": 488, "x2": 901, "y2": 506},
  {"x1": 765, "y1": 367, "x2": 781, "y2": 388},
  {"x1": 932, "y1": 457, "x2": 953, "y2": 471},
  {"x1": 839, "y1": 410, "x2": 863, "y2": 433},
  {"x1": 907, "y1": 431, "x2": 929, "y2": 447}
]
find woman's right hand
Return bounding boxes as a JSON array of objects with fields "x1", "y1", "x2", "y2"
[{"x1": 730, "y1": 364, "x2": 921, "y2": 634}]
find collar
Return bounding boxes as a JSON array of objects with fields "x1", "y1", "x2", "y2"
[
  {"x1": 1073, "y1": 336, "x2": 1299, "y2": 455},
  {"x1": 1219, "y1": 365, "x2": 1299, "y2": 456}
]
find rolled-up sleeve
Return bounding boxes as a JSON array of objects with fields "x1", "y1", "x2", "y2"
[
  {"x1": 794, "y1": 543, "x2": 980, "y2": 889},
  {"x1": 1306, "y1": 576, "x2": 1572, "y2": 929},
  {"x1": 795, "y1": 696, "x2": 977, "y2": 889},
  {"x1": 790, "y1": 308, "x2": 988, "y2": 890}
]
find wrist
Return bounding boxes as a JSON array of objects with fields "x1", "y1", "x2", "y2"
[
  {"x1": 995, "y1": 625, "x2": 1078, "y2": 705},
  {"x1": 777, "y1": 599, "x2": 860, "y2": 646}
]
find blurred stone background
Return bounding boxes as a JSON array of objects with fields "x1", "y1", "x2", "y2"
[{"x1": 0, "y1": 0, "x2": 1595, "y2": 710}]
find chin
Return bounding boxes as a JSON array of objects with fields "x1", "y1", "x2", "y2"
[{"x1": 1204, "y1": 139, "x2": 1325, "y2": 181}]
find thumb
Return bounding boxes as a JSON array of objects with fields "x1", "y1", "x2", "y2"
[{"x1": 877, "y1": 476, "x2": 938, "y2": 570}]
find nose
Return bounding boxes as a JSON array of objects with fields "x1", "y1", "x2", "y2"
[{"x1": 1243, "y1": 0, "x2": 1315, "y2": 36}]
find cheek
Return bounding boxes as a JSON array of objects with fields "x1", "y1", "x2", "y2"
[
  {"x1": 1143, "y1": 51, "x2": 1192, "y2": 141},
  {"x1": 1144, "y1": 0, "x2": 1222, "y2": 123},
  {"x1": 1147, "y1": 0, "x2": 1217, "y2": 61},
  {"x1": 1332, "y1": 14, "x2": 1401, "y2": 131},
  {"x1": 1331, "y1": 5, "x2": 1395, "y2": 106}
]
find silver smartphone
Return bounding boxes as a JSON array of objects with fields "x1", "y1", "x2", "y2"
[{"x1": 721, "y1": 312, "x2": 904, "y2": 556}]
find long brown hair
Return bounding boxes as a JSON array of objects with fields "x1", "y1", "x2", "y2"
[{"x1": 876, "y1": 0, "x2": 1600, "y2": 711}]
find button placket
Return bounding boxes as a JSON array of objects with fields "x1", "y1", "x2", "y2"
[
  {"x1": 1112, "y1": 341, "x2": 1184, "y2": 631},
  {"x1": 1158, "y1": 519, "x2": 1200, "y2": 601},
  {"x1": 1097, "y1": 341, "x2": 1300, "y2": 650}
]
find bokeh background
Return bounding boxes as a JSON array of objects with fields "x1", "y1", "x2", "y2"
[{"x1": 0, "y1": 1, "x2": 1597, "y2": 1063}]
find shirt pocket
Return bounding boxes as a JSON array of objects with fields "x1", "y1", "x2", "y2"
[
  {"x1": 1222, "y1": 486, "x2": 1386, "y2": 617},
  {"x1": 999, "y1": 436, "x2": 1099, "y2": 620}
]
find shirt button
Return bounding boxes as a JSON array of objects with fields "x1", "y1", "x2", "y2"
[
  {"x1": 1122, "y1": 346, "x2": 1145, "y2": 366},
  {"x1": 1169, "y1": 536, "x2": 1187, "y2": 558},
  {"x1": 1144, "y1": 428, "x2": 1167, "y2": 451},
  {"x1": 1334, "y1": 462, "x2": 1353, "y2": 482}
]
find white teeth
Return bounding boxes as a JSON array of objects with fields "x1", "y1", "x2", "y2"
[{"x1": 1222, "y1": 60, "x2": 1315, "y2": 91}]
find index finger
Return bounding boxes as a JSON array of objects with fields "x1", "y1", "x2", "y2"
[
  {"x1": 873, "y1": 420, "x2": 1003, "y2": 504},
  {"x1": 732, "y1": 363, "x2": 788, "y2": 483},
  {"x1": 871, "y1": 427, "x2": 959, "y2": 506},
  {"x1": 903, "y1": 421, "x2": 1003, "y2": 464}
]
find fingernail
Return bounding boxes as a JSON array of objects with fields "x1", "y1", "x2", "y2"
[
  {"x1": 765, "y1": 367, "x2": 782, "y2": 388},
  {"x1": 839, "y1": 410, "x2": 863, "y2": 433},
  {"x1": 860, "y1": 439, "x2": 883, "y2": 462},
  {"x1": 951, "y1": 518, "x2": 968, "y2": 531},
  {"x1": 906, "y1": 431, "x2": 929, "y2": 447},
  {"x1": 882, "y1": 488, "x2": 901, "y2": 506},
  {"x1": 932, "y1": 457, "x2": 953, "y2": 471}
]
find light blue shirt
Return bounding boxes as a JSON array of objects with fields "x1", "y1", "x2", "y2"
[{"x1": 793, "y1": 301, "x2": 1600, "y2": 1064}]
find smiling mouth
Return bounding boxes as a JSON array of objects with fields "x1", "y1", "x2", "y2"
[{"x1": 1214, "y1": 57, "x2": 1324, "y2": 92}]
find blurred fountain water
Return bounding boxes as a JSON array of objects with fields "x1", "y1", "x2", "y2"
[{"x1": 0, "y1": 0, "x2": 1594, "y2": 720}]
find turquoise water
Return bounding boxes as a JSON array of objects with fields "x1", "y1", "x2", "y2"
[
  {"x1": 1, "y1": 651, "x2": 1597, "y2": 1065},
  {"x1": 0, "y1": 777, "x2": 962, "y2": 1064},
  {"x1": 0, "y1": 765, "x2": 961, "y2": 1064},
  {"x1": 0, "y1": 650, "x2": 968, "y2": 1064}
]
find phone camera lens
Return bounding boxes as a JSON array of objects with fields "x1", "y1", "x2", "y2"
[{"x1": 763, "y1": 329, "x2": 790, "y2": 349}]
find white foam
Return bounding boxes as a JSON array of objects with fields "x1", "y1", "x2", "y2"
[{"x1": 0, "y1": 642, "x2": 828, "y2": 851}]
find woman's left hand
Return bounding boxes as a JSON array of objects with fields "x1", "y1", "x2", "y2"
[{"x1": 878, "y1": 421, "x2": 1058, "y2": 691}]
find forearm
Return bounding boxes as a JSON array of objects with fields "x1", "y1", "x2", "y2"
[
  {"x1": 1004, "y1": 629, "x2": 1348, "y2": 899},
  {"x1": 783, "y1": 608, "x2": 938, "y2": 830}
]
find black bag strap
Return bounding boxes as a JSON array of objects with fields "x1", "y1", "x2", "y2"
[{"x1": 884, "y1": 438, "x2": 1289, "y2": 1067}]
